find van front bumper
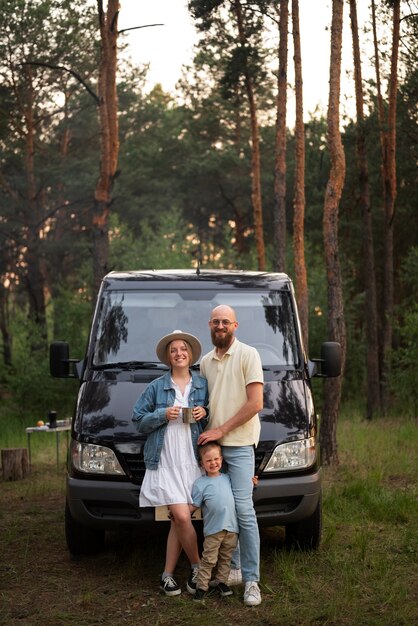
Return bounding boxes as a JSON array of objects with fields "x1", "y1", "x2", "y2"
[
  {"x1": 254, "y1": 469, "x2": 322, "y2": 526},
  {"x1": 67, "y1": 469, "x2": 321, "y2": 530},
  {"x1": 67, "y1": 475, "x2": 151, "y2": 529}
]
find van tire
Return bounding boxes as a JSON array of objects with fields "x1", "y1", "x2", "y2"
[
  {"x1": 65, "y1": 500, "x2": 105, "y2": 556},
  {"x1": 285, "y1": 493, "x2": 322, "y2": 551}
]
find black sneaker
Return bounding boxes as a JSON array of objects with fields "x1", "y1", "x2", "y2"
[
  {"x1": 215, "y1": 582, "x2": 233, "y2": 597},
  {"x1": 193, "y1": 588, "x2": 206, "y2": 602},
  {"x1": 186, "y1": 566, "x2": 199, "y2": 594},
  {"x1": 160, "y1": 575, "x2": 181, "y2": 596}
]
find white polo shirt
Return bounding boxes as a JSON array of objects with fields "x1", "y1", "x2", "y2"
[{"x1": 200, "y1": 338, "x2": 264, "y2": 446}]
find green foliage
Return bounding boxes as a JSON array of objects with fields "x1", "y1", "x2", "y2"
[
  {"x1": 0, "y1": 0, "x2": 416, "y2": 420},
  {"x1": 47, "y1": 284, "x2": 92, "y2": 354},
  {"x1": 1, "y1": 310, "x2": 73, "y2": 418},
  {"x1": 109, "y1": 211, "x2": 258, "y2": 272},
  {"x1": 188, "y1": 0, "x2": 225, "y2": 29},
  {"x1": 220, "y1": 42, "x2": 267, "y2": 99},
  {"x1": 396, "y1": 246, "x2": 418, "y2": 308},
  {"x1": 115, "y1": 84, "x2": 186, "y2": 235},
  {"x1": 109, "y1": 210, "x2": 197, "y2": 270},
  {"x1": 392, "y1": 307, "x2": 418, "y2": 417},
  {"x1": 0, "y1": 286, "x2": 90, "y2": 421},
  {"x1": 390, "y1": 248, "x2": 418, "y2": 416},
  {"x1": 0, "y1": 0, "x2": 100, "y2": 362}
]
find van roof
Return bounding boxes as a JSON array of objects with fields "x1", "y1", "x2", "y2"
[{"x1": 102, "y1": 269, "x2": 293, "y2": 290}]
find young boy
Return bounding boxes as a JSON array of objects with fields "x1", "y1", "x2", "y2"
[{"x1": 190, "y1": 442, "x2": 239, "y2": 601}]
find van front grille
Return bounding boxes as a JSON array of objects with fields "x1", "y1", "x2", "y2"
[
  {"x1": 255, "y1": 449, "x2": 271, "y2": 475},
  {"x1": 121, "y1": 453, "x2": 146, "y2": 484},
  {"x1": 121, "y1": 449, "x2": 270, "y2": 484}
]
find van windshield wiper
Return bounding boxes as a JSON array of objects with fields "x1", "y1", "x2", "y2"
[{"x1": 93, "y1": 361, "x2": 166, "y2": 370}]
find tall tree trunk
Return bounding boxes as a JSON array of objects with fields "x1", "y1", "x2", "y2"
[
  {"x1": 231, "y1": 97, "x2": 250, "y2": 255},
  {"x1": 381, "y1": 0, "x2": 400, "y2": 413},
  {"x1": 273, "y1": 0, "x2": 288, "y2": 272},
  {"x1": 320, "y1": 0, "x2": 346, "y2": 466},
  {"x1": 0, "y1": 284, "x2": 12, "y2": 366},
  {"x1": 51, "y1": 114, "x2": 72, "y2": 339},
  {"x1": 371, "y1": 0, "x2": 386, "y2": 189},
  {"x1": 93, "y1": 0, "x2": 120, "y2": 295},
  {"x1": 23, "y1": 66, "x2": 47, "y2": 346},
  {"x1": 291, "y1": 0, "x2": 308, "y2": 347},
  {"x1": 349, "y1": 0, "x2": 381, "y2": 419},
  {"x1": 371, "y1": 0, "x2": 386, "y2": 386},
  {"x1": 234, "y1": 0, "x2": 265, "y2": 270}
]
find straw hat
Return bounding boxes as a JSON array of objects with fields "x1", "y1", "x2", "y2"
[{"x1": 156, "y1": 330, "x2": 202, "y2": 366}]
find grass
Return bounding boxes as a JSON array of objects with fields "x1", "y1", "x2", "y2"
[
  {"x1": 0, "y1": 412, "x2": 71, "y2": 468},
  {"x1": 0, "y1": 413, "x2": 417, "y2": 626}
]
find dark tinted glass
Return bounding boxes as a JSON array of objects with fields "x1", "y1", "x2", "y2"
[{"x1": 92, "y1": 290, "x2": 299, "y2": 368}]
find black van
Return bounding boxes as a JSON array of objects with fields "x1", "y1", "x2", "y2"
[{"x1": 50, "y1": 269, "x2": 341, "y2": 555}]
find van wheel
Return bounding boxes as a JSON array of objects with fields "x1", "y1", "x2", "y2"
[
  {"x1": 285, "y1": 493, "x2": 322, "y2": 551},
  {"x1": 65, "y1": 500, "x2": 105, "y2": 556}
]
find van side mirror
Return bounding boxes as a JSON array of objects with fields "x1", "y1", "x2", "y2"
[
  {"x1": 308, "y1": 341, "x2": 341, "y2": 378},
  {"x1": 320, "y1": 342, "x2": 341, "y2": 377},
  {"x1": 50, "y1": 342, "x2": 72, "y2": 378}
]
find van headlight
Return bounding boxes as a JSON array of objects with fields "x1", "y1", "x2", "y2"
[
  {"x1": 264, "y1": 437, "x2": 316, "y2": 471},
  {"x1": 71, "y1": 440, "x2": 125, "y2": 475}
]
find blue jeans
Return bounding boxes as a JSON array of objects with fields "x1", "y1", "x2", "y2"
[{"x1": 221, "y1": 445, "x2": 260, "y2": 583}]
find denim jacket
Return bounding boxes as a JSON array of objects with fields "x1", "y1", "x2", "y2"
[{"x1": 132, "y1": 370, "x2": 208, "y2": 470}]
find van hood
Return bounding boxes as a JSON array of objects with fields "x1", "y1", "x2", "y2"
[{"x1": 74, "y1": 372, "x2": 312, "y2": 447}]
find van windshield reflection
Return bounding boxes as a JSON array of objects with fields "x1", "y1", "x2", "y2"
[
  {"x1": 92, "y1": 290, "x2": 299, "y2": 368},
  {"x1": 93, "y1": 361, "x2": 165, "y2": 371}
]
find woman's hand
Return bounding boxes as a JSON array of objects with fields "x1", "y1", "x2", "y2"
[
  {"x1": 193, "y1": 406, "x2": 206, "y2": 421},
  {"x1": 166, "y1": 406, "x2": 181, "y2": 421}
]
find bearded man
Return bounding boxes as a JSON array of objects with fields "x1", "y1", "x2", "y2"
[{"x1": 199, "y1": 305, "x2": 263, "y2": 607}]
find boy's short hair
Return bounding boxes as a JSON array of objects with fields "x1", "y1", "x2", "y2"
[{"x1": 198, "y1": 441, "x2": 222, "y2": 461}]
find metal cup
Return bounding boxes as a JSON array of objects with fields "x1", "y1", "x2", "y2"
[{"x1": 182, "y1": 407, "x2": 196, "y2": 424}]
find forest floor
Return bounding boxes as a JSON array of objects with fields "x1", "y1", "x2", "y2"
[{"x1": 1, "y1": 416, "x2": 417, "y2": 626}]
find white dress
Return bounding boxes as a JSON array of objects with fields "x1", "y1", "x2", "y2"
[{"x1": 139, "y1": 377, "x2": 203, "y2": 507}]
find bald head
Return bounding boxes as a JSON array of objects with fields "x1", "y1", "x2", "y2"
[{"x1": 210, "y1": 305, "x2": 237, "y2": 322}]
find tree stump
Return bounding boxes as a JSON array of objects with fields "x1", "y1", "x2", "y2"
[{"x1": 1, "y1": 448, "x2": 29, "y2": 481}]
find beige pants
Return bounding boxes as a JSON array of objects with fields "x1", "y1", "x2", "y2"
[{"x1": 197, "y1": 530, "x2": 239, "y2": 591}]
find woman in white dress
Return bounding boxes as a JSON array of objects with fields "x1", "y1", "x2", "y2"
[{"x1": 132, "y1": 330, "x2": 208, "y2": 597}]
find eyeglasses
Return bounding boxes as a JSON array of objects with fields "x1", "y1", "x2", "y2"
[{"x1": 210, "y1": 319, "x2": 236, "y2": 327}]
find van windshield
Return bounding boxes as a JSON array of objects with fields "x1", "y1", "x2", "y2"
[{"x1": 92, "y1": 290, "x2": 300, "y2": 368}]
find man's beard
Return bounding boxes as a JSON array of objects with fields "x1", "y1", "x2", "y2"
[{"x1": 211, "y1": 328, "x2": 234, "y2": 349}]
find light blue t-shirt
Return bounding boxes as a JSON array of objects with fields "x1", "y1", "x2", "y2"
[{"x1": 191, "y1": 473, "x2": 239, "y2": 537}]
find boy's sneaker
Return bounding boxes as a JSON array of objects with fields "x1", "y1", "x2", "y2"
[
  {"x1": 227, "y1": 568, "x2": 243, "y2": 585},
  {"x1": 186, "y1": 566, "x2": 199, "y2": 594},
  {"x1": 193, "y1": 588, "x2": 206, "y2": 602},
  {"x1": 160, "y1": 575, "x2": 181, "y2": 596},
  {"x1": 215, "y1": 582, "x2": 233, "y2": 597},
  {"x1": 243, "y1": 581, "x2": 261, "y2": 607}
]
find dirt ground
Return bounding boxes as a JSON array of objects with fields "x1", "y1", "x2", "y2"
[
  {"x1": 2, "y1": 453, "x2": 416, "y2": 626},
  {"x1": 0, "y1": 469, "x2": 279, "y2": 626}
]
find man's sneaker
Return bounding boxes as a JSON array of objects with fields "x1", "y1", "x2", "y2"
[
  {"x1": 160, "y1": 575, "x2": 181, "y2": 596},
  {"x1": 227, "y1": 568, "x2": 243, "y2": 586},
  {"x1": 186, "y1": 566, "x2": 199, "y2": 594},
  {"x1": 193, "y1": 588, "x2": 206, "y2": 602},
  {"x1": 243, "y1": 581, "x2": 261, "y2": 607},
  {"x1": 215, "y1": 582, "x2": 233, "y2": 597}
]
